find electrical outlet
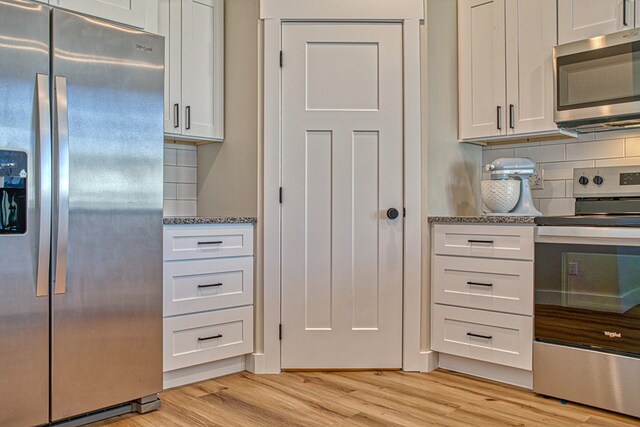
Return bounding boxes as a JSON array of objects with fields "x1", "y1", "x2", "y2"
[{"x1": 529, "y1": 168, "x2": 544, "y2": 190}]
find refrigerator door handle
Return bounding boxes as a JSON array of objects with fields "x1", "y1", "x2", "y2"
[
  {"x1": 36, "y1": 74, "x2": 52, "y2": 297},
  {"x1": 54, "y1": 75, "x2": 70, "y2": 295}
]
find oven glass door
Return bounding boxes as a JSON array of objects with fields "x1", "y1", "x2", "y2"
[
  {"x1": 557, "y1": 41, "x2": 640, "y2": 111},
  {"x1": 535, "y1": 242, "x2": 640, "y2": 357}
]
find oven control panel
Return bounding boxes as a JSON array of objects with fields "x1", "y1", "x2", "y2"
[{"x1": 574, "y1": 166, "x2": 640, "y2": 198}]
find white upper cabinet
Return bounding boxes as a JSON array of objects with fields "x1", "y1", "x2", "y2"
[
  {"x1": 458, "y1": 0, "x2": 557, "y2": 141},
  {"x1": 48, "y1": 0, "x2": 155, "y2": 30},
  {"x1": 159, "y1": 0, "x2": 224, "y2": 142},
  {"x1": 505, "y1": 0, "x2": 556, "y2": 135},
  {"x1": 558, "y1": 0, "x2": 633, "y2": 44},
  {"x1": 458, "y1": 0, "x2": 506, "y2": 139}
]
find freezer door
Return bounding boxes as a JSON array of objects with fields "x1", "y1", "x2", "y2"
[
  {"x1": 0, "y1": 1, "x2": 51, "y2": 426},
  {"x1": 50, "y1": 9, "x2": 164, "y2": 421}
]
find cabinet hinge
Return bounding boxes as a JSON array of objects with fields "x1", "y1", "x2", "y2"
[
  {"x1": 279, "y1": 51, "x2": 283, "y2": 67},
  {"x1": 279, "y1": 187, "x2": 283, "y2": 204},
  {"x1": 279, "y1": 324, "x2": 282, "y2": 340}
]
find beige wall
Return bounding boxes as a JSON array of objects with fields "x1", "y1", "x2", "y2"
[
  {"x1": 425, "y1": 0, "x2": 481, "y2": 217},
  {"x1": 197, "y1": 0, "x2": 260, "y2": 217}
]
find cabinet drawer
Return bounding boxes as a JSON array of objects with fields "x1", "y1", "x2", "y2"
[
  {"x1": 164, "y1": 224, "x2": 253, "y2": 261},
  {"x1": 433, "y1": 224, "x2": 534, "y2": 260},
  {"x1": 164, "y1": 305, "x2": 253, "y2": 372},
  {"x1": 433, "y1": 256, "x2": 533, "y2": 315},
  {"x1": 432, "y1": 304, "x2": 532, "y2": 370},
  {"x1": 164, "y1": 257, "x2": 253, "y2": 316}
]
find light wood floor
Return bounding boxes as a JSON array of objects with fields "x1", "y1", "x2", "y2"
[{"x1": 93, "y1": 369, "x2": 640, "y2": 426}]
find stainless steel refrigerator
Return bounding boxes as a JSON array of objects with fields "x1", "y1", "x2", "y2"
[{"x1": 0, "y1": 1, "x2": 164, "y2": 425}]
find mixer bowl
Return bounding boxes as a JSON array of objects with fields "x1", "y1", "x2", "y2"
[{"x1": 481, "y1": 180, "x2": 521, "y2": 213}]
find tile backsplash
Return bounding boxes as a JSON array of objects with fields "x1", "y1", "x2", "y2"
[
  {"x1": 164, "y1": 143, "x2": 197, "y2": 217},
  {"x1": 482, "y1": 131, "x2": 640, "y2": 216}
]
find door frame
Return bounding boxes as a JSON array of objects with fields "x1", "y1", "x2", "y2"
[{"x1": 255, "y1": 0, "x2": 424, "y2": 373}]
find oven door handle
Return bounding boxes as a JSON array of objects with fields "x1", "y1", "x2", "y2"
[{"x1": 536, "y1": 226, "x2": 640, "y2": 240}]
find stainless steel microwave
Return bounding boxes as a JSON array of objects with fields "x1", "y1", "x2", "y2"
[{"x1": 554, "y1": 29, "x2": 640, "y2": 133}]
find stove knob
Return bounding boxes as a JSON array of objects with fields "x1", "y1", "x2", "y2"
[
  {"x1": 593, "y1": 175, "x2": 604, "y2": 185},
  {"x1": 578, "y1": 176, "x2": 589, "y2": 185}
]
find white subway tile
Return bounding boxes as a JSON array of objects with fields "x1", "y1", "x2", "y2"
[
  {"x1": 482, "y1": 148, "x2": 515, "y2": 165},
  {"x1": 501, "y1": 141, "x2": 540, "y2": 149},
  {"x1": 515, "y1": 144, "x2": 565, "y2": 164},
  {"x1": 539, "y1": 160, "x2": 594, "y2": 180},
  {"x1": 163, "y1": 183, "x2": 177, "y2": 200},
  {"x1": 625, "y1": 138, "x2": 640, "y2": 157},
  {"x1": 164, "y1": 148, "x2": 177, "y2": 166},
  {"x1": 539, "y1": 198, "x2": 575, "y2": 216},
  {"x1": 566, "y1": 139, "x2": 624, "y2": 161},
  {"x1": 531, "y1": 180, "x2": 565, "y2": 199},
  {"x1": 595, "y1": 157, "x2": 640, "y2": 167},
  {"x1": 176, "y1": 149, "x2": 197, "y2": 167},
  {"x1": 164, "y1": 166, "x2": 197, "y2": 184},
  {"x1": 163, "y1": 200, "x2": 197, "y2": 217},
  {"x1": 177, "y1": 183, "x2": 197, "y2": 200},
  {"x1": 565, "y1": 180, "x2": 574, "y2": 198},
  {"x1": 595, "y1": 128, "x2": 640, "y2": 140}
]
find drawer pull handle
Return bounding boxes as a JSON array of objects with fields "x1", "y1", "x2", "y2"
[
  {"x1": 198, "y1": 241, "x2": 223, "y2": 245},
  {"x1": 198, "y1": 334, "x2": 223, "y2": 342},
  {"x1": 467, "y1": 281, "x2": 493, "y2": 287},
  {"x1": 198, "y1": 283, "x2": 223, "y2": 289},
  {"x1": 467, "y1": 333, "x2": 492, "y2": 340},
  {"x1": 467, "y1": 239, "x2": 494, "y2": 244}
]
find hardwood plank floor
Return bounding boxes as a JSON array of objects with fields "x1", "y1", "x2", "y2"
[{"x1": 92, "y1": 369, "x2": 640, "y2": 426}]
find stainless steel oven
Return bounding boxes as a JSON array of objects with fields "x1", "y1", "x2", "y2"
[
  {"x1": 534, "y1": 166, "x2": 640, "y2": 418},
  {"x1": 554, "y1": 28, "x2": 640, "y2": 133}
]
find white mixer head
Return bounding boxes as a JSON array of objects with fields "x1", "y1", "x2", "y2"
[{"x1": 483, "y1": 157, "x2": 542, "y2": 216}]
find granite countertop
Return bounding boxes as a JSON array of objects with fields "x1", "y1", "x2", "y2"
[
  {"x1": 428, "y1": 216, "x2": 536, "y2": 224},
  {"x1": 164, "y1": 217, "x2": 257, "y2": 225}
]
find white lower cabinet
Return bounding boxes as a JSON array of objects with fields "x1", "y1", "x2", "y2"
[
  {"x1": 432, "y1": 223, "x2": 534, "y2": 387},
  {"x1": 432, "y1": 305, "x2": 532, "y2": 371},
  {"x1": 163, "y1": 223, "x2": 254, "y2": 389},
  {"x1": 164, "y1": 305, "x2": 253, "y2": 372}
]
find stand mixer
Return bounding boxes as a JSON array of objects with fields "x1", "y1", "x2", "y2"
[{"x1": 484, "y1": 157, "x2": 542, "y2": 216}]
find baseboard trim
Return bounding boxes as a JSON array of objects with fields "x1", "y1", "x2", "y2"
[
  {"x1": 245, "y1": 352, "x2": 266, "y2": 373},
  {"x1": 163, "y1": 356, "x2": 246, "y2": 390},
  {"x1": 438, "y1": 353, "x2": 532, "y2": 389},
  {"x1": 419, "y1": 351, "x2": 439, "y2": 372}
]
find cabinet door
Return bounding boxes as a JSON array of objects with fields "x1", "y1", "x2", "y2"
[
  {"x1": 51, "y1": 0, "x2": 147, "y2": 28},
  {"x1": 181, "y1": 0, "x2": 224, "y2": 141},
  {"x1": 159, "y1": 0, "x2": 183, "y2": 135},
  {"x1": 558, "y1": 0, "x2": 632, "y2": 44},
  {"x1": 505, "y1": 0, "x2": 557, "y2": 134},
  {"x1": 458, "y1": 0, "x2": 506, "y2": 140}
]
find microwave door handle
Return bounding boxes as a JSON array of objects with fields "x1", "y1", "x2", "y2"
[
  {"x1": 36, "y1": 74, "x2": 52, "y2": 298},
  {"x1": 53, "y1": 76, "x2": 70, "y2": 295}
]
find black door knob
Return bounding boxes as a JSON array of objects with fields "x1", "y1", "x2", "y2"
[
  {"x1": 386, "y1": 208, "x2": 400, "y2": 220},
  {"x1": 578, "y1": 176, "x2": 589, "y2": 185},
  {"x1": 593, "y1": 175, "x2": 604, "y2": 185}
]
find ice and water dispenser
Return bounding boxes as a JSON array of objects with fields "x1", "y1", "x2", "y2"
[{"x1": 0, "y1": 150, "x2": 27, "y2": 234}]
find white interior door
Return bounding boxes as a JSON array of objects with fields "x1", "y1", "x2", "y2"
[{"x1": 280, "y1": 22, "x2": 404, "y2": 369}]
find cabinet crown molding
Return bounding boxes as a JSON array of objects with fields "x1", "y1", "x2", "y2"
[{"x1": 260, "y1": 0, "x2": 424, "y2": 20}]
